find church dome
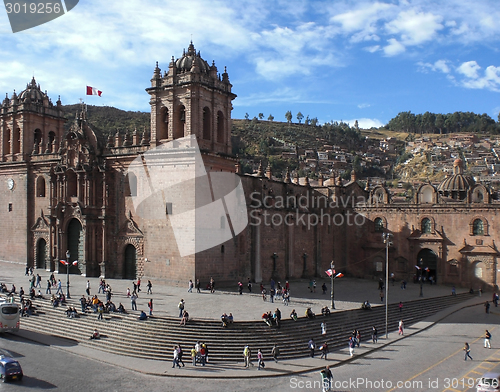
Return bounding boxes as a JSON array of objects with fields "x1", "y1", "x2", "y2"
[
  {"x1": 175, "y1": 42, "x2": 211, "y2": 74},
  {"x1": 19, "y1": 77, "x2": 47, "y2": 104},
  {"x1": 437, "y1": 158, "x2": 474, "y2": 199}
]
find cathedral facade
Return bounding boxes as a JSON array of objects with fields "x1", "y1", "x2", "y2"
[{"x1": 0, "y1": 43, "x2": 498, "y2": 289}]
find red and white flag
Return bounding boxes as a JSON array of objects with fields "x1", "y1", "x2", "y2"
[
  {"x1": 59, "y1": 259, "x2": 68, "y2": 266},
  {"x1": 325, "y1": 269, "x2": 335, "y2": 277},
  {"x1": 72, "y1": 260, "x2": 78, "y2": 266},
  {"x1": 335, "y1": 272, "x2": 344, "y2": 278},
  {"x1": 86, "y1": 86, "x2": 102, "y2": 96}
]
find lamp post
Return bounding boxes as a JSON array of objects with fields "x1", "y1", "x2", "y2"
[
  {"x1": 66, "y1": 250, "x2": 71, "y2": 299},
  {"x1": 330, "y1": 261, "x2": 335, "y2": 310},
  {"x1": 382, "y1": 233, "x2": 393, "y2": 339},
  {"x1": 419, "y1": 258, "x2": 424, "y2": 298}
]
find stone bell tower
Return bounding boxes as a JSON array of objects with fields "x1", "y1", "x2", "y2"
[{"x1": 146, "y1": 42, "x2": 237, "y2": 172}]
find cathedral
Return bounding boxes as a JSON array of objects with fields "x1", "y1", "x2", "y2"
[{"x1": 0, "y1": 42, "x2": 498, "y2": 289}]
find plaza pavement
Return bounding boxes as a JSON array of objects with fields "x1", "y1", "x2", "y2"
[{"x1": 1, "y1": 259, "x2": 485, "y2": 379}]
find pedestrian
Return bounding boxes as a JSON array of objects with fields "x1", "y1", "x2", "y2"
[
  {"x1": 464, "y1": 342, "x2": 473, "y2": 361},
  {"x1": 177, "y1": 345, "x2": 185, "y2": 367},
  {"x1": 349, "y1": 336, "x2": 355, "y2": 357},
  {"x1": 309, "y1": 338, "x2": 316, "y2": 358},
  {"x1": 35, "y1": 274, "x2": 41, "y2": 288},
  {"x1": 270, "y1": 288, "x2": 275, "y2": 303},
  {"x1": 209, "y1": 277, "x2": 215, "y2": 293},
  {"x1": 485, "y1": 301, "x2": 491, "y2": 314},
  {"x1": 380, "y1": 290, "x2": 384, "y2": 302},
  {"x1": 147, "y1": 280, "x2": 152, "y2": 294},
  {"x1": 238, "y1": 281, "x2": 243, "y2": 295},
  {"x1": 243, "y1": 345, "x2": 251, "y2": 368},
  {"x1": 178, "y1": 299, "x2": 185, "y2": 317},
  {"x1": 452, "y1": 286, "x2": 456, "y2": 296},
  {"x1": 398, "y1": 319, "x2": 404, "y2": 335},
  {"x1": 356, "y1": 330, "x2": 361, "y2": 347},
  {"x1": 313, "y1": 280, "x2": 317, "y2": 293},
  {"x1": 86, "y1": 280, "x2": 91, "y2": 296},
  {"x1": 196, "y1": 279, "x2": 201, "y2": 293},
  {"x1": 172, "y1": 345, "x2": 181, "y2": 368},
  {"x1": 131, "y1": 293, "x2": 137, "y2": 311},
  {"x1": 132, "y1": 282, "x2": 138, "y2": 297},
  {"x1": 378, "y1": 278, "x2": 384, "y2": 290},
  {"x1": 271, "y1": 344, "x2": 279, "y2": 363},
  {"x1": 485, "y1": 330, "x2": 492, "y2": 349},
  {"x1": 247, "y1": 278, "x2": 252, "y2": 293},
  {"x1": 188, "y1": 280, "x2": 194, "y2": 293},
  {"x1": 46, "y1": 279, "x2": 51, "y2": 294},
  {"x1": 25, "y1": 266, "x2": 29, "y2": 276},
  {"x1": 126, "y1": 287, "x2": 130, "y2": 297},
  {"x1": 320, "y1": 365, "x2": 333, "y2": 392},
  {"x1": 97, "y1": 304, "x2": 103, "y2": 320},
  {"x1": 137, "y1": 278, "x2": 141, "y2": 292},
  {"x1": 56, "y1": 279, "x2": 63, "y2": 295},
  {"x1": 322, "y1": 282, "x2": 327, "y2": 294},
  {"x1": 320, "y1": 342, "x2": 329, "y2": 360},
  {"x1": 148, "y1": 299, "x2": 153, "y2": 316},
  {"x1": 191, "y1": 345, "x2": 197, "y2": 366},
  {"x1": 494, "y1": 293, "x2": 499, "y2": 307},
  {"x1": 257, "y1": 349, "x2": 265, "y2": 370},
  {"x1": 321, "y1": 322, "x2": 327, "y2": 335},
  {"x1": 372, "y1": 325, "x2": 378, "y2": 343},
  {"x1": 399, "y1": 301, "x2": 403, "y2": 312}
]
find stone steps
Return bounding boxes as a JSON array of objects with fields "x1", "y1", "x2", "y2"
[{"x1": 20, "y1": 292, "x2": 472, "y2": 362}]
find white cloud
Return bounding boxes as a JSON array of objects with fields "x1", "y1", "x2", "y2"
[
  {"x1": 343, "y1": 118, "x2": 383, "y2": 129},
  {"x1": 457, "y1": 61, "x2": 481, "y2": 79},
  {"x1": 364, "y1": 45, "x2": 380, "y2": 53},
  {"x1": 456, "y1": 61, "x2": 500, "y2": 92},
  {"x1": 418, "y1": 60, "x2": 450, "y2": 74},
  {"x1": 385, "y1": 10, "x2": 444, "y2": 46},
  {"x1": 358, "y1": 103, "x2": 371, "y2": 109},
  {"x1": 383, "y1": 38, "x2": 405, "y2": 56}
]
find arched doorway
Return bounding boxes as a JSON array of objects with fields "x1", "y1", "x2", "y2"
[
  {"x1": 417, "y1": 248, "x2": 438, "y2": 283},
  {"x1": 36, "y1": 239, "x2": 47, "y2": 269},
  {"x1": 67, "y1": 219, "x2": 83, "y2": 274},
  {"x1": 124, "y1": 244, "x2": 137, "y2": 280}
]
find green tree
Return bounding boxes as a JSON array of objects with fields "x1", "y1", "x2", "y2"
[
  {"x1": 285, "y1": 111, "x2": 293, "y2": 123},
  {"x1": 354, "y1": 120, "x2": 359, "y2": 130},
  {"x1": 310, "y1": 117, "x2": 318, "y2": 127},
  {"x1": 244, "y1": 113, "x2": 249, "y2": 120},
  {"x1": 296, "y1": 111, "x2": 304, "y2": 124},
  {"x1": 268, "y1": 114, "x2": 274, "y2": 122},
  {"x1": 258, "y1": 113, "x2": 264, "y2": 120}
]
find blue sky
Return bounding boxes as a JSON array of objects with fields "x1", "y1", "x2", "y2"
[{"x1": 0, "y1": 0, "x2": 499, "y2": 128}]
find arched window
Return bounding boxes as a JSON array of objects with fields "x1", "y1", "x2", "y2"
[
  {"x1": 473, "y1": 219, "x2": 484, "y2": 235},
  {"x1": 203, "y1": 107, "x2": 211, "y2": 140},
  {"x1": 374, "y1": 217, "x2": 384, "y2": 232},
  {"x1": 34, "y1": 129, "x2": 42, "y2": 145},
  {"x1": 173, "y1": 105, "x2": 185, "y2": 139},
  {"x1": 127, "y1": 172, "x2": 137, "y2": 197},
  {"x1": 421, "y1": 218, "x2": 432, "y2": 234},
  {"x1": 36, "y1": 176, "x2": 46, "y2": 197},
  {"x1": 12, "y1": 128, "x2": 21, "y2": 154}
]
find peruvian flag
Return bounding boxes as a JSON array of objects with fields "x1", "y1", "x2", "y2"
[
  {"x1": 72, "y1": 260, "x2": 78, "y2": 266},
  {"x1": 86, "y1": 86, "x2": 102, "y2": 96},
  {"x1": 59, "y1": 260, "x2": 69, "y2": 266},
  {"x1": 415, "y1": 265, "x2": 421, "y2": 270},
  {"x1": 325, "y1": 269, "x2": 335, "y2": 277},
  {"x1": 335, "y1": 272, "x2": 344, "y2": 278}
]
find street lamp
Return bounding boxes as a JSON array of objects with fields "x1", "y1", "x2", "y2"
[
  {"x1": 66, "y1": 250, "x2": 71, "y2": 299},
  {"x1": 330, "y1": 261, "x2": 335, "y2": 310},
  {"x1": 419, "y1": 258, "x2": 424, "y2": 298},
  {"x1": 382, "y1": 233, "x2": 393, "y2": 339}
]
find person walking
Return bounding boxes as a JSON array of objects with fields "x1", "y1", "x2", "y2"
[
  {"x1": 321, "y1": 322, "x2": 327, "y2": 336},
  {"x1": 131, "y1": 293, "x2": 137, "y2": 311},
  {"x1": 46, "y1": 279, "x2": 52, "y2": 294},
  {"x1": 86, "y1": 280, "x2": 91, "y2": 296},
  {"x1": 320, "y1": 366, "x2": 333, "y2": 392},
  {"x1": 372, "y1": 325, "x2": 378, "y2": 343},
  {"x1": 97, "y1": 303, "x2": 104, "y2": 320},
  {"x1": 56, "y1": 279, "x2": 63, "y2": 295},
  {"x1": 243, "y1": 345, "x2": 252, "y2": 368},
  {"x1": 247, "y1": 278, "x2": 252, "y2": 293},
  {"x1": 309, "y1": 338, "x2": 316, "y2": 358},
  {"x1": 148, "y1": 299, "x2": 153, "y2": 316},
  {"x1": 271, "y1": 344, "x2": 279, "y2": 363},
  {"x1": 147, "y1": 280, "x2": 153, "y2": 295},
  {"x1": 177, "y1": 345, "x2": 185, "y2": 367},
  {"x1": 356, "y1": 330, "x2": 361, "y2": 347},
  {"x1": 485, "y1": 330, "x2": 492, "y2": 349},
  {"x1": 320, "y1": 342, "x2": 329, "y2": 360},
  {"x1": 399, "y1": 301, "x2": 403, "y2": 312},
  {"x1": 464, "y1": 342, "x2": 473, "y2": 361},
  {"x1": 398, "y1": 319, "x2": 404, "y2": 335},
  {"x1": 172, "y1": 345, "x2": 181, "y2": 368},
  {"x1": 178, "y1": 299, "x2": 185, "y2": 317},
  {"x1": 191, "y1": 345, "x2": 197, "y2": 366},
  {"x1": 188, "y1": 280, "x2": 194, "y2": 293},
  {"x1": 257, "y1": 349, "x2": 265, "y2": 370},
  {"x1": 349, "y1": 336, "x2": 355, "y2": 357},
  {"x1": 196, "y1": 279, "x2": 201, "y2": 293},
  {"x1": 485, "y1": 301, "x2": 491, "y2": 314}
]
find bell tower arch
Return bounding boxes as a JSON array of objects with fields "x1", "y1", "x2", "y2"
[{"x1": 146, "y1": 42, "x2": 237, "y2": 171}]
